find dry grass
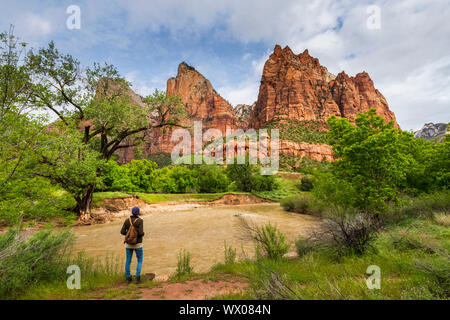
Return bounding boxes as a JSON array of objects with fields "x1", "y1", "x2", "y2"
[{"x1": 433, "y1": 212, "x2": 450, "y2": 227}]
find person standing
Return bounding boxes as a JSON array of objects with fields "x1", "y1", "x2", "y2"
[{"x1": 120, "y1": 206, "x2": 145, "y2": 284}]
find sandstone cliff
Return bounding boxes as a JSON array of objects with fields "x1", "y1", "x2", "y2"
[
  {"x1": 114, "y1": 46, "x2": 401, "y2": 164},
  {"x1": 167, "y1": 62, "x2": 238, "y2": 132},
  {"x1": 248, "y1": 45, "x2": 398, "y2": 129},
  {"x1": 142, "y1": 62, "x2": 240, "y2": 156}
]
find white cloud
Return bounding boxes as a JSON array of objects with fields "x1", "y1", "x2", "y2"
[
  {"x1": 125, "y1": 71, "x2": 166, "y2": 97},
  {"x1": 218, "y1": 82, "x2": 259, "y2": 106},
  {"x1": 25, "y1": 13, "x2": 52, "y2": 36},
  {"x1": 218, "y1": 51, "x2": 268, "y2": 106},
  {"x1": 1, "y1": 0, "x2": 449, "y2": 130}
]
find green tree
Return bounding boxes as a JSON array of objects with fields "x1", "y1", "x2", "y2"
[
  {"x1": 0, "y1": 27, "x2": 37, "y2": 191},
  {"x1": 23, "y1": 39, "x2": 185, "y2": 220},
  {"x1": 0, "y1": 27, "x2": 61, "y2": 224},
  {"x1": 225, "y1": 156, "x2": 276, "y2": 192},
  {"x1": 168, "y1": 166, "x2": 198, "y2": 193},
  {"x1": 325, "y1": 109, "x2": 415, "y2": 212},
  {"x1": 194, "y1": 165, "x2": 229, "y2": 193},
  {"x1": 128, "y1": 159, "x2": 159, "y2": 192}
]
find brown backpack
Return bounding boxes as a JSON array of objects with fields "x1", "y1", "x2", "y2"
[{"x1": 125, "y1": 217, "x2": 139, "y2": 245}]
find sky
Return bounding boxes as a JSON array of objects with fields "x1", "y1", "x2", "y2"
[{"x1": 0, "y1": 0, "x2": 449, "y2": 131}]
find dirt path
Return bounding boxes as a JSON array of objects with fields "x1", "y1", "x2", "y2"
[{"x1": 91, "y1": 276, "x2": 249, "y2": 300}]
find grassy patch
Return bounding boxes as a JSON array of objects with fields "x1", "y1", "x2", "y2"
[
  {"x1": 208, "y1": 216, "x2": 449, "y2": 300},
  {"x1": 92, "y1": 191, "x2": 250, "y2": 207},
  {"x1": 252, "y1": 174, "x2": 301, "y2": 201},
  {"x1": 92, "y1": 192, "x2": 131, "y2": 207},
  {"x1": 136, "y1": 192, "x2": 234, "y2": 204},
  {"x1": 266, "y1": 120, "x2": 328, "y2": 144}
]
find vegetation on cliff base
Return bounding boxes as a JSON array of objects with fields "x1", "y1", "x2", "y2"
[{"x1": 265, "y1": 120, "x2": 328, "y2": 144}]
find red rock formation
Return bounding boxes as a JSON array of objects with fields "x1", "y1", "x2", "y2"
[
  {"x1": 279, "y1": 140, "x2": 334, "y2": 162},
  {"x1": 329, "y1": 71, "x2": 398, "y2": 126},
  {"x1": 249, "y1": 45, "x2": 398, "y2": 129},
  {"x1": 114, "y1": 47, "x2": 399, "y2": 164},
  {"x1": 167, "y1": 62, "x2": 238, "y2": 133},
  {"x1": 141, "y1": 62, "x2": 240, "y2": 158}
]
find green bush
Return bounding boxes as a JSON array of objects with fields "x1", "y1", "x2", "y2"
[
  {"x1": 101, "y1": 161, "x2": 135, "y2": 192},
  {"x1": 176, "y1": 249, "x2": 193, "y2": 277},
  {"x1": 225, "y1": 157, "x2": 277, "y2": 192},
  {"x1": 128, "y1": 159, "x2": 159, "y2": 192},
  {"x1": 194, "y1": 165, "x2": 229, "y2": 193},
  {"x1": 280, "y1": 193, "x2": 324, "y2": 216},
  {"x1": 254, "y1": 223, "x2": 290, "y2": 260},
  {"x1": 295, "y1": 236, "x2": 317, "y2": 257},
  {"x1": 296, "y1": 176, "x2": 313, "y2": 191},
  {"x1": 224, "y1": 241, "x2": 237, "y2": 265},
  {"x1": 383, "y1": 190, "x2": 450, "y2": 225},
  {"x1": 101, "y1": 160, "x2": 234, "y2": 194},
  {"x1": 251, "y1": 174, "x2": 277, "y2": 192},
  {"x1": 318, "y1": 210, "x2": 381, "y2": 257},
  {"x1": 0, "y1": 227, "x2": 75, "y2": 299},
  {"x1": 169, "y1": 166, "x2": 198, "y2": 193},
  {"x1": 0, "y1": 178, "x2": 76, "y2": 225}
]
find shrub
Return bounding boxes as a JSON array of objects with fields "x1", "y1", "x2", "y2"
[
  {"x1": 0, "y1": 178, "x2": 76, "y2": 225},
  {"x1": 194, "y1": 165, "x2": 229, "y2": 193},
  {"x1": 225, "y1": 161, "x2": 255, "y2": 192},
  {"x1": 176, "y1": 249, "x2": 193, "y2": 277},
  {"x1": 168, "y1": 166, "x2": 198, "y2": 193},
  {"x1": 296, "y1": 176, "x2": 314, "y2": 191},
  {"x1": 316, "y1": 210, "x2": 381, "y2": 257},
  {"x1": 0, "y1": 226, "x2": 75, "y2": 299},
  {"x1": 280, "y1": 193, "x2": 324, "y2": 216},
  {"x1": 251, "y1": 174, "x2": 277, "y2": 192},
  {"x1": 102, "y1": 161, "x2": 136, "y2": 192},
  {"x1": 255, "y1": 224, "x2": 290, "y2": 260},
  {"x1": 382, "y1": 190, "x2": 450, "y2": 225},
  {"x1": 128, "y1": 159, "x2": 159, "y2": 192},
  {"x1": 295, "y1": 236, "x2": 318, "y2": 257},
  {"x1": 225, "y1": 157, "x2": 277, "y2": 192},
  {"x1": 414, "y1": 255, "x2": 450, "y2": 298},
  {"x1": 223, "y1": 241, "x2": 237, "y2": 265},
  {"x1": 238, "y1": 218, "x2": 290, "y2": 260}
]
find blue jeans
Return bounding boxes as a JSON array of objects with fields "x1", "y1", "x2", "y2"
[{"x1": 125, "y1": 248, "x2": 143, "y2": 277}]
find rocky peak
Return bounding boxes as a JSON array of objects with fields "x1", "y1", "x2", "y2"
[
  {"x1": 414, "y1": 123, "x2": 448, "y2": 140},
  {"x1": 234, "y1": 103, "x2": 255, "y2": 123},
  {"x1": 167, "y1": 62, "x2": 237, "y2": 124},
  {"x1": 249, "y1": 45, "x2": 399, "y2": 129}
]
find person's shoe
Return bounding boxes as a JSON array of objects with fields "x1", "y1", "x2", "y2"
[
  {"x1": 126, "y1": 276, "x2": 132, "y2": 284},
  {"x1": 134, "y1": 276, "x2": 141, "y2": 284}
]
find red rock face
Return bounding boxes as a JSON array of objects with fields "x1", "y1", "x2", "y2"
[
  {"x1": 115, "y1": 47, "x2": 398, "y2": 164},
  {"x1": 249, "y1": 45, "x2": 398, "y2": 129},
  {"x1": 330, "y1": 71, "x2": 398, "y2": 126},
  {"x1": 141, "y1": 62, "x2": 240, "y2": 158},
  {"x1": 167, "y1": 62, "x2": 238, "y2": 133}
]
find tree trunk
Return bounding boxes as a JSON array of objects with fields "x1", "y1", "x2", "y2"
[{"x1": 75, "y1": 185, "x2": 95, "y2": 222}]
